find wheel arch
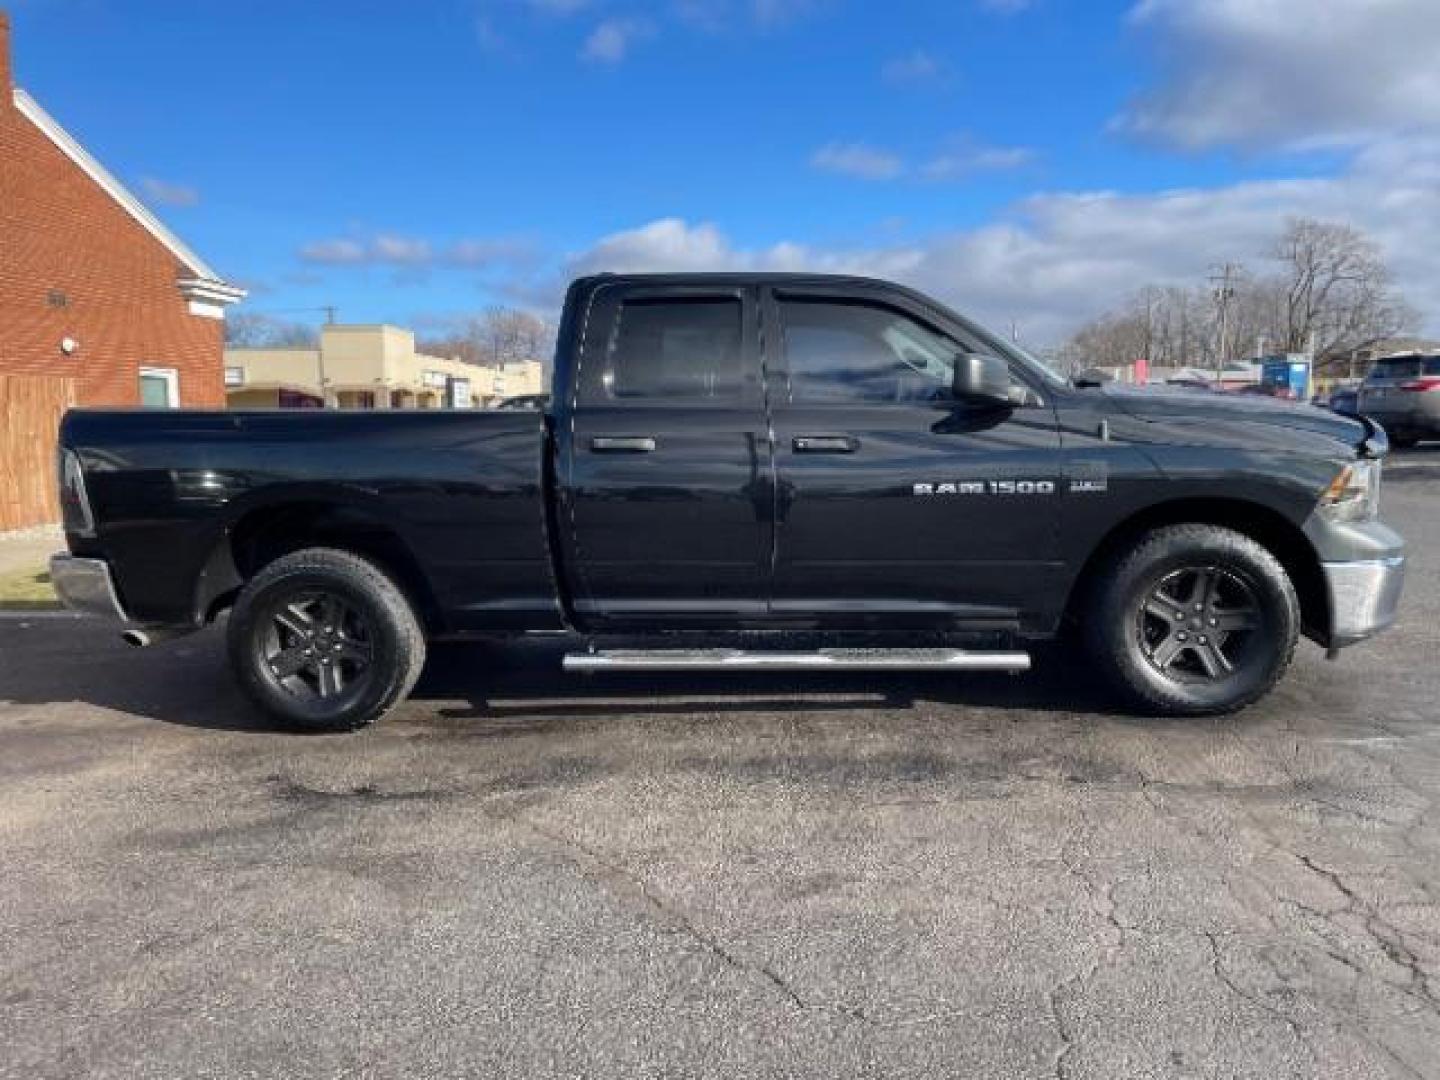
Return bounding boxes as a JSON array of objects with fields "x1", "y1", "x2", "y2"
[
  {"x1": 1063, "y1": 497, "x2": 1329, "y2": 644},
  {"x1": 197, "y1": 496, "x2": 442, "y2": 634}
]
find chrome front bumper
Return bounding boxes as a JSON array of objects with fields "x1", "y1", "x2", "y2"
[
  {"x1": 1323, "y1": 556, "x2": 1405, "y2": 648},
  {"x1": 49, "y1": 554, "x2": 129, "y2": 622}
]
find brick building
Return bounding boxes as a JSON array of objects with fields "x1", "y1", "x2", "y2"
[{"x1": 0, "y1": 13, "x2": 243, "y2": 529}]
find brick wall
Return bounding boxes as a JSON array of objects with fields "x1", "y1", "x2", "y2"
[{"x1": 0, "y1": 13, "x2": 225, "y2": 408}]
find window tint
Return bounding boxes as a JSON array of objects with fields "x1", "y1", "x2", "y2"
[
  {"x1": 777, "y1": 299, "x2": 958, "y2": 404},
  {"x1": 604, "y1": 297, "x2": 743, "y2": 399}
]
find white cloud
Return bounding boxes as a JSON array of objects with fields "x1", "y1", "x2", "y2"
[
  {"x1": 581, "y1": 17, "x2": 652, "y2": 63},
  {"x1": 299, "y1": 238, "x2": 368, "y2": 265},
  {"x1": 371, "y1": 234, "x2": 433, "y2": 264},
  {"x1": 138, "y1": 177, "x2": 199, "y2": 207},
  {"x1": 672, "y1": 0, "x2": 815, "y2": 31},
  {"x1": 750, "y1": 0, "x2": 814, "y2": 26},
  {"x1": 300, "y1": 233, "x2": 533, "y2": 269},
  {"x1": 923, "y1": 138, "x2": 1036, "y2": 180},
  {"x1": 882, "y1": 49, "x2": 945, "y2": 86},
  {"x1": 811, "y1": 142, "x2": 905, "y2": 181},
  {"x1": 547, "y1": 140, "x2": 1440, "y2": 343},
  {"x1": 1116, "y1": 0, "x2": 1440, "y2": 150}
]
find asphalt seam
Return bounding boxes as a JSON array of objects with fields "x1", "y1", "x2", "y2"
[{"x1": 483, "y1": 802, "x2": 855, "y2": 1020}]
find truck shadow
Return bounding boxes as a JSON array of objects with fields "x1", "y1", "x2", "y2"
[
  {"x1": 0, "y1": 622, "x2": 1143, "y2": 735},
  {"x1": 407, "y1": 639, "x2": 1133, "y2": 733}
]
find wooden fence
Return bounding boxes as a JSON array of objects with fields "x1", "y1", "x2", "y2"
[{"x1": 0, "y1": 376, "x2": 77, "y2": 532}]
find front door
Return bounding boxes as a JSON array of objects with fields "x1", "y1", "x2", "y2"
[
  {"x1": 563, "y1": 283, "x2": 772, "y2": 626},
  {"x1": 764, "y1": 286, "x2": 1064, "y2": 629}
]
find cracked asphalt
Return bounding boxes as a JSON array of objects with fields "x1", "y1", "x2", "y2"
[{"x1": 3, "y1": 457, "x2": 1440, "y2": 1079}]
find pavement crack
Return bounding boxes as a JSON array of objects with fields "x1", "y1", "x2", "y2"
[
  {"x1": 1295, "y1": 854, "x2": 1440, "y2": 1012},
  {"x1": 488, "y1": 803, "x2": 832, "y2": 1018},
  {"x1": 1047, "y1": 963, "x2": 1096, "y2": 1080},
  {"x1": 1202, "y1": 930, "x2": 1302, "y2": 1036}
]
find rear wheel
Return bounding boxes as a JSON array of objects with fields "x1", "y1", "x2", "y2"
[
  {"x1": 1084, "y1": 525, "x2": 1299, "y2": 716},
  {"x1": 227, "y1": 547, "x2": 425, "y2": 732}
]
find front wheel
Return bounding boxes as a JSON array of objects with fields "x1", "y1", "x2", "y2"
[
  {"x1": 227, "y1": 547, "x2": 426, "y2": 732},
  {"x1": 1084, "y1": 525, "x2": 1299, "y2": 716}
]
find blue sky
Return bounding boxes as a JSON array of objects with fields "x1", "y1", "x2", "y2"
[{"x1": 10, "y1": 0, "x2": 1440, "y2": 343}]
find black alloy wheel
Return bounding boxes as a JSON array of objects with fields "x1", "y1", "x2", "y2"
[
  {"x1": 255, "y1": 591, "x2": 375, "y2": 707},
  {"x1": 1136, "y1": 565, "x2": 1263, "y2": 683}
]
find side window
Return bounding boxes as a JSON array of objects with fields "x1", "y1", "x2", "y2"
[
  {"x1": 777, "y1": 299, "x2": 959, "y2": 405},
  {"x1": 604, "y1": 297, "x2": 743, "y2": 400}
]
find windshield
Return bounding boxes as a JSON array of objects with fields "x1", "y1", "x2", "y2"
[{"x1": 1002, "y1": 339, "x2": 1071, "y2": 387}]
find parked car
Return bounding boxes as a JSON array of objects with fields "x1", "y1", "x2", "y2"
[
  {"x1": 51, "y1": 273, "x2": 1405, "y2": 730},
  {"x1": 1357, "y1": 354, "x2": 1440, "y2": 448},
  {"x1": 495, "y1": 393, "x2": 550, "y2": 411},
  {"x1": 1327, "y1": 387, "x2": 1360, "y2": 417}
]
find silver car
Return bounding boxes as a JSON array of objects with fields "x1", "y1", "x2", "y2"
[{"x1": 1357, "y1": 353, "x2": 1440, "y2": 448}]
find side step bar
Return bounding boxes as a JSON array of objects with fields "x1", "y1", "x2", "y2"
[{"x1": 563, "y1": 647, "x2": 1031, "y2": 673}]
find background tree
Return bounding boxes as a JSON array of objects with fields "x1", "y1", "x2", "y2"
[
  {"x1": 1060, "y1": 217, "x2": 1416, "y2": 372},
  {"x1": 1272, "y1": 217, "x2": 1414, "y2": 357},
  {"x1": 224, "y1": 312, "x2": 319, "y2": 348},
  {"x1": 420, "y1": 307, "x2": 552, "y2": 369}
]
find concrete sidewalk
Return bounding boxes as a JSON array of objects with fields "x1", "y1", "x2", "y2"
[{"x1": 0, "y1": 524, "x2": 61, "y2": 576}]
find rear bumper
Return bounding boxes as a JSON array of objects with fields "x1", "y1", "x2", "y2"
[
  {"x1": 1323, "y1": 556, "x2": 1405, "y2": 648},
  {"x1": 1362, "y1": 403, "x2": 1440, "y2": 435},
  {"x1": 49, "y1": 554, "x2": 130, "y2": 622}
]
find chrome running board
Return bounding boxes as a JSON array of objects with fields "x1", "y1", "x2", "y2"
[{"x1": 563, "y1": 647, "x2": 1031, "y2": 673}]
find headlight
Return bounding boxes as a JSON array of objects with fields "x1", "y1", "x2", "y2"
[{"x1": 1319, "y1": 459, "x2": 1381, "y2": 522}]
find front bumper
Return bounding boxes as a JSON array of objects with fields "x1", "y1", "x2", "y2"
[
  {"x1": 1323, "y1": 556, "x2": 1405, "y2": 648},
  {"x1": 49, "y1": 554, "x2": 130, "y2": 623}
]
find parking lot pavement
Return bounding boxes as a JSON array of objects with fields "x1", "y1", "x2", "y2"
[{"x1": 1, "y1": 468, "x2": 1438, "y2": 1080}]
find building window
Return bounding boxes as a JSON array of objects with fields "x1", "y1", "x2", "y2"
[
  {"x1": 224, "y1": 366, "x2": 245, "y2": 387},
  {"x1": 46, "y1": 289, "x2": 69, "y2": 308},
  {"x1": 138, "y1": 367, "x2": 180, "y2": 409}
]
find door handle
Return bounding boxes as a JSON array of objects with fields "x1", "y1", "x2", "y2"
[
  {"x1": 793, "y1": 435, "x2": 859, "y2": 454},
  {"x1": 591, "y1": 436, "x2": 657, "y2": 453}
]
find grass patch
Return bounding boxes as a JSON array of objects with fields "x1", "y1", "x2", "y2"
[{"x1": 0, "y1": 566, "x2": 61, "y2": 610}]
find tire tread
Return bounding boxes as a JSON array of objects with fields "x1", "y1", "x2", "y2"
[{"x1": 1084, "y1": 524, "x2": 1299, "y2": 717}]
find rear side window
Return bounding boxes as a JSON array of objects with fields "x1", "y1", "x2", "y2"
[
  {"x1": 603, "y1": 297, "x2": 743, "y2": 399},
  {"x1": 1369, "y1": 356, "x2": 1440, "y2": 380}
]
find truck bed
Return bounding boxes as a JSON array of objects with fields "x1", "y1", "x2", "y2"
[{"x1": 59, "y1": 409, "x2": 565, "y2": 632}]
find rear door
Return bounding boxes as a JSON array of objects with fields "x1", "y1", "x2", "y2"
[
  {"x1": 563, "y1": 283, "x2": 772, "y2": 626},
  {"x1": 764, "y1": 286, "x2": 1064, "y2": 629}
]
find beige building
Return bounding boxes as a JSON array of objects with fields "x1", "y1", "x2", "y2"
[{"x1": 224, "y1": 324, "x2": 544, "y2": 409}]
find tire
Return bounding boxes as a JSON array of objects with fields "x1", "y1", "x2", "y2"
[
  {"x1": 227, "y1": 547, "x2": 426, "y2": 732},
  {"x1": 1083, "y1": 525, "x2": 1299, "y2": 717}
]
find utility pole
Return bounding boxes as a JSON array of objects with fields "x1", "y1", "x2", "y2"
[
  {"x1": 1209, "y1": 263, "x2": 1240, "y2": 375},
  {"x1": 317, "y1": 307, "x2": 337, "y2": 406}
]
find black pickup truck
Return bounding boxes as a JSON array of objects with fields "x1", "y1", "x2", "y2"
[{"x1": 52, "y1": 273, "x2": 1405, "y2": 730}]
